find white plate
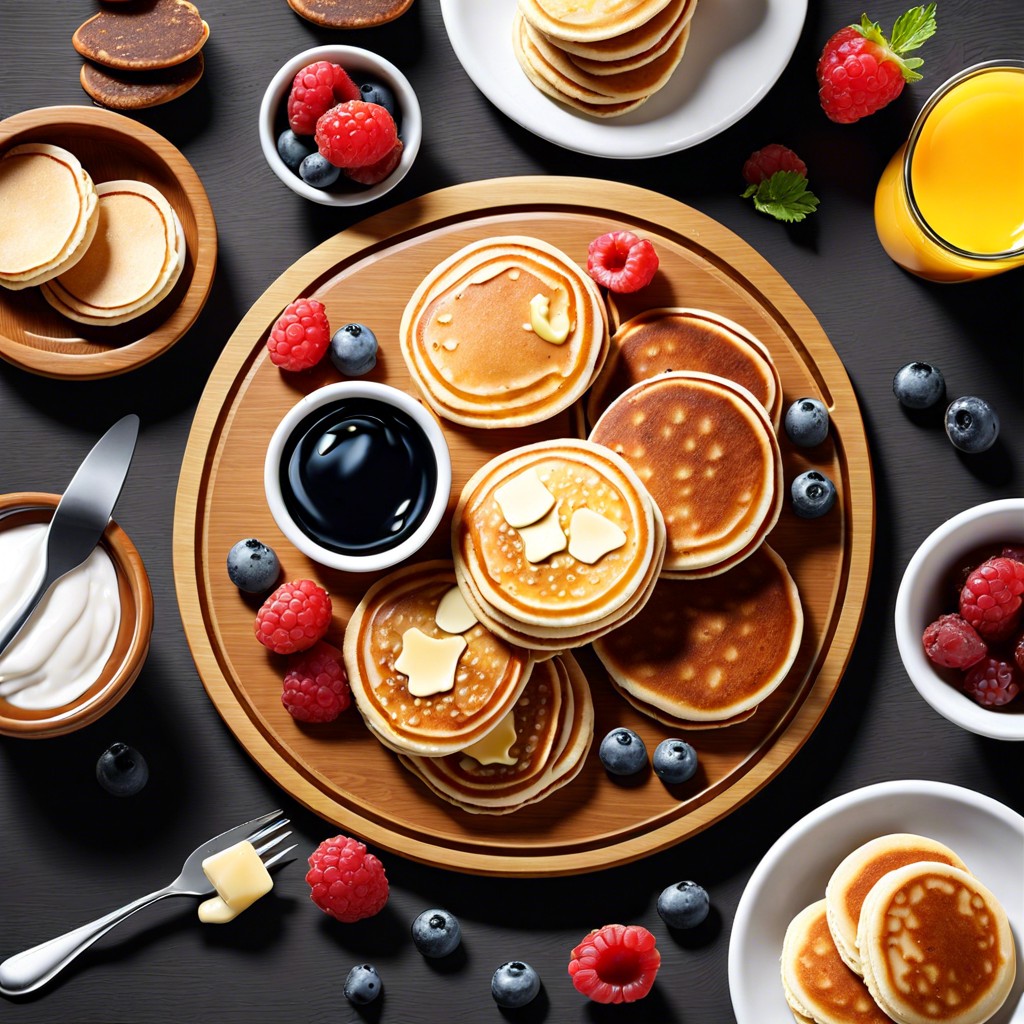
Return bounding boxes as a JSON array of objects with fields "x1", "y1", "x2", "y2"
[
  {"x1": 440, "y1": 0, "x2": 807, "y2": 158},
  {"x1": 729, "y1": 780, "x2": 1024, "y2": 1024}
]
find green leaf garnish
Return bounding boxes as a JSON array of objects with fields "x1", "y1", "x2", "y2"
[
  {"x1": 852, "y1": 4, "x2": 937, "y2": 82},
  {"x1": 741, "y1": 171, "x2": 820, "y2": 224}
]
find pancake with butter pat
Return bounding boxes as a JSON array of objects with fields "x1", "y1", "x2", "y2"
[
  {"x1": 857, "y1": 862, "x2": 1015, "y2": 1024},
  {"x1": 590, "y1": 371, "x2": 783, "y2": 576},
  {"x1": 824, "y1": 834, "x2": 970, "y2": 976},
  {"x1": 398, "y1": 652, "x2": 594, "y2": 814},
  {"x1": 518, "y1": 0, "x2": 676, "y2": 43},
  {"x1": 782, "y1": 901, "x2": 894, "y2": 1024},
  {"x1": 343, "y1": 561, "x2": 533, "y2": 757},
  {"x1": 400, "y1": 236, "x2": 607, "y2": 428}
]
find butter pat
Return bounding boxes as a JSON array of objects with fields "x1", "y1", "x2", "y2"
[
  {"x1": 568, "y1": 508, "x2": 627, "y2": 564},
  {"x1": 461, "y1": 709, "x2": 518, "y2": 766},
  {"x1": 395, "y1": 627, "x2": 466, "y2": 697},
  {"x1": 435, "y1": 586, "x2": 477, "y2": 634},
  {"x1": 518, "y1": 506, "x2": 567, "y2": 563},
  {"x1": 198, "y1": 840, "x2": 273, "y2": 924},
  {"x1": 494, "y1": 469, "x2": 555, "y2": 528},
  {"x1": 528, "y1": 287, "x2": 570, "y2": 344}
]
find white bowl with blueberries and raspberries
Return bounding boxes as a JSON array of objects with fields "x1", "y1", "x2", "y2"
[
  {"x1": 259, "y1": 45, "x2": 422, "y2": 207},
  {"x1": 894, "y1": 498, "x2": 1024, "y2": 742}
]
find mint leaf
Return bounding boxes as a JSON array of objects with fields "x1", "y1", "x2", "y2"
[
  {"x1": 742, "y1": 171, "x2": 820, "y2": 224},
  {"x1": 889, "y1": 3, "x2": 937, "y2": 55}
]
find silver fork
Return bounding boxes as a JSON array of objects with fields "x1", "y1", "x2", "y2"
[{"x1": 0, "y1": 810, "x2": 295, "y2": 997}]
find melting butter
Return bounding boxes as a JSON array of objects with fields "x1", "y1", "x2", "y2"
[
  {"x1": 395, "y1": 627, "x2": 466, "y2": 697},
  {"x1": 494, "y1": 468, "x2": 555, "y2": 528},
  {"x1": 568, "y1": 508, "x2": 627, "y2": 564},
  {"x1": 518, "y1": 506, "x2": 568, "y2": 563},
  {"x1": 462, "y1": 709, "x2": 518, "y2": 766},
  {"x1": 528, "y1": 287, "x2": 570, "y2": 344},
  {"x1": 435, "y1": 586, "x2": 477, "y2": 634}
]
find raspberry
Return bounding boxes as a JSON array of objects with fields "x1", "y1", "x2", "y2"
[
  {"x1": 345, "y1": 139, "x2": 403, "y2": 186},
  {"x1": 586, "y1": 231, "x2": 659, "y2": 294},
  {"x1": 817, "y1": 6, "x2": 937, "y2": 123},
  {"x1": 267, "y1": 298, "x2": 331, "y2": 371},
  {"x1": 315, "y1": 101, "x2": 397, "y2": 169},
  {"x1": 282, "y1": 641, "x2": 350, "y2": 723},
  {"x1": 959, "y1": 556, "x2": 1024, "y2": 641},
  {"x1": 742, "y1": 144, "x2": 807, "y2": 185},
  {"x1": 306, "y1": 834, "x2": 389, "y2": 922},
  {"x1": 962, "y1": 657, "x2": 1022, "y2": 708},
  {"x1": 921, "y1": 613, "x2": 987, "y2": 670},
  {"x1": 287, "y1": 61, "x2": 360, "y2": 136},
  {"x1": 255, "y1": 579, "x2": 332, "y2": 655},
  {"x1": 567, "y1": 924, "x2": 660, "y2": 1004}
]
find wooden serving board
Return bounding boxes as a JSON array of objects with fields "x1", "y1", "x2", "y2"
[{"x1": 173, "y1": 177, "x2": 873, "y2": 876}]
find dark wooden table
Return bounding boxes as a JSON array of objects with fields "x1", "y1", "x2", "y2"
[{"x1": 1, "y1": 2, "x2": 1022, "y2": 1021}]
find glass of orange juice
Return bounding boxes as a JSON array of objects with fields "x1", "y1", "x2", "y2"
[{"x1": 874, "y1": 60, "x2": 1024, "y2": 282}]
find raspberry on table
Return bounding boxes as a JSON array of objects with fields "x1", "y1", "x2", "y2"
[
  {"x1": 742, "y1": 144, "x2": 807, "y2": 185},
  {"x1": 267, "y1": 297, "x2": 331, "y2": 371},
  {"x1": 921, "y1": 613, "x2": 987, "y2": 670},
  {"x1": 959, "y1": 556, "x2": 1024, "y2": 642},
  {"x1": 962, "y1": 657, "x2": 1022, "y2": 708},
  {"x1": 287, "y1": 60, "x2": 360, "y2": 136},
  {"x1": 586, "y1": 231, "x2": 659, "y2": 294},
  {"x1": 306, "y1": 834, "x2": 389, "y2": 922},
  {"x1": 345, "y1": 138, "x2": 403, "y2": 186},
  {"x1": 567, "y1": 923, "x2": 660, "y2": 1004},
  {"x1": 255, "y1": 579, "x2": 332, "y2": 655},
  {"x1": 281, "y1": 641, "x2": 350, "y2": 723},
  {"x1": 315, "y1": 101, "x2": 397, "y2": 169}
]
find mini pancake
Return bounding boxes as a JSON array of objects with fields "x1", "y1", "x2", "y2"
[
  {"x1": 555, "y1": 0, "x2": 694, "y2": 61},
  {"x1": 80, "y1": 52, "x2": 204, "y2": 110},
  {"x1": 285, "y1": 0, "x2": 414, "y2": 28},
  {"x1": 589, "y1": 371, "x2": 783, "y2": 576},
  {"x1": 857, "y1": 862, "x2": 1015, "y2": 1024},
  {"x1": 398, "y1": 652, "x2": 594, "y2": 814},
  {"x1": 782, "y1": 901, "x2": 894, "y2": 1024},
  {"x1": 586, "y1": 308, "x2": 783, "y2": 429},
  {"x1": 73, "y1": 0, "x2": 210, "y2": 71},
  {"x1": 593, "y1": 544, "x2": 802, "y2": 724},
  {"x1": 824, "y1": 834, "x2": 970, "y2": 976},
  {"x1": 342, "y1": 561, "x2": 534, "y2": 758},
  {"x1": 518, "y1": 0, "x2": 676, "y2": 43},
  {"x1": 568, "y1": 0, "x2": 694, "y2": 76},
  {"x1": 0, "y1": 145, "x2": 98, "y2": 289},
  {"x1": 399, "y1": 235, "x2": 608, "y2": 428}
]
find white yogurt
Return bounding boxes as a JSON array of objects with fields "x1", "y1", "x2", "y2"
[{"x1": 0, "y1": 522, "x2": 121, "y2": 710}]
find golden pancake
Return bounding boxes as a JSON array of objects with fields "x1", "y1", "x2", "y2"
[
  {"x1": 589, "y1": 371, "x2": 783, "y2": 576},
  {"x1": 80, "y1": 51, "x2": 205, "y2": 110},
  {"x1": 398, "y1": 652, "x2": 594, "y2": 814},
  {"x1": 285, "y1": 0, "x2": 414, "y2": 28},
  {"x1": 555, "y1": 0, "x2": 694, "y2": 61},
  {"x1": 782, "y1": 901, "x2": 894, "y2": 1024},
  {"x1": 568, "y1": 0, "x2": 694, "y2": 75},
  {"x1": 400, "y1": 235, "x2": 607, "y2": 428},
  {"x1": 342, "y1": 561, "x2": 534, "y2": 757},
  {"x1": 586, "y1": 308, "x2": 783, "y2": 429},
  {"x1": 593, "y1": 544, "x2": 802, "y2": 723},
  {"x1": 518, "y1": 0, "x2": 676, "y2": 43},
  {"x1": 824, "y1": 834, "x2": 970, "y2": 976},
  {"x1": 857, "y1": 862, "x2": 1015, "y2": 1024},
  {"x1": 72, "y1": 0, "x2": 210, "y2": 70}
]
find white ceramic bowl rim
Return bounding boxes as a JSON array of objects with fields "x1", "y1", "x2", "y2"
[{"x1": 264, "y1": 381, "x2": 452, "y2": 573}]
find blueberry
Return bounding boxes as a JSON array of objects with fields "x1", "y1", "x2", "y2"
[
  {"x1": 344, "y1": 964, "x2": 382, "y2": 1005},
  {"x1": 359, "y1": 80, "x2": 399, "y2": 127},
  {"x1": 299, "y1": 152, "x2": 341, "y2": 189},
  {"x1": 657, "y1": 880, "x2": 710, "y2": 929},
  {"x1": 945, "y1": 396, "x2": 1000, "y2": 453},
  {"x1": 226, "y1": 538, "x2": 280, "y2": 593},
  {"x1": 96, "y1": 743, "x2": 149, "y2": 797},
  {"x1": 599, "y1": 727, "x2": 648, "y2": 776},
  {"x1": 652, "y1": 738, "x2": 698, "y2": 784},
  {"x1": 330, "y1": 323, "x2": 378, "y2": 376},
  {"x1": 892, "y1": 361, "x2": 946, "y2": 409},
  {"x1": 412, "y1": 908, "x2": 461, "y2": 958},
  {"x1": 790, "y1": 470, "x2": 836, "y2": 519},
  {"x1": 491, "y1": 961, "x2": 541, "y2": 1009},
  {"x1": 276, "y1": 129, "x2": 314, "y2": 173},
  {"x1": 783, "y1": 397, "x2": 829, "y2": 448}
]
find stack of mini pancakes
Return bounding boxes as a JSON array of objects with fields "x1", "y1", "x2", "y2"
[
  {"x1": 782, "y1": 834, "x2": 1016, "y2": 1024},
  {"x1": 343, "y1": 561, "x2": 594, "y2": 814},
  {"x1": 513, "y1": 0, "x2": 699, "y2": 117}
]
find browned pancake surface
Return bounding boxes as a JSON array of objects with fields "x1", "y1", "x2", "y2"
[
  {"x1": 286, "y1": 0, "x2": 413, "y2": 27},
  {"x1": 73, "y1": 0, "x2": 208, "y2": 70},
  {"x1": 80, "y1": 52, "x2": 204, "y2": 109}
]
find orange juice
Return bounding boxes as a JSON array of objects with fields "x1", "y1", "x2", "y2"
[{"x1": 874, "y1": 62, "x2": 1024, "y2": 282}]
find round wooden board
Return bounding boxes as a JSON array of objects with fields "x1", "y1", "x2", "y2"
[
  {"x1": 0, "y1": 106, "x2": 217, "y2": 380},
  {"x1": 173, "y1": 177, "x2": 874, "y2": 876}
]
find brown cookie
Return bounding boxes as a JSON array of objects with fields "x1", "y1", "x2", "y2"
[
  {"x1": 72, "y1": 0, "x2": 209, "y2": 71},
  {"x1": 285, "y1": 0, "x2": 413, "y2": 29},
  {"x1": 80, "y1": 52, "x2": 204, "y2": 110}
]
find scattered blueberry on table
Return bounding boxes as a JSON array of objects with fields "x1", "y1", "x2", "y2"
[
  {"x1": 491, "y1": 961, "x2": 541, "y2": 1008},
  {"x1": 412, "y1": 908, "x2": 462, "y2": 958},
  {"x1": 95, "y1": 743, "x2": 149, "y2": 797},
  {"x1": 657, "y1": 880, "x2": 711, "y2": 929},
  {"x1": 945, "y1": 395, "x2": 999, "y2": 453},
  {"x1": 892, "y1": 361, "x2": 945, "y2": 409},
  {"x1": 344, "y1": 963, "x2": 382, "y2": 1005}
]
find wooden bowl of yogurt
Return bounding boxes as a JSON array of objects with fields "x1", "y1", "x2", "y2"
[{"x1": 0, "y1": 492, "x2": 153, "y2": 737}]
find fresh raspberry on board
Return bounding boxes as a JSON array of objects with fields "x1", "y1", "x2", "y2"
[
  {"x1": 817, "y1": 4, "x2": 937, "y2": 123},
  {"x1": 281, "y1": 641, "x2": 350, "y2": 723},
  {"x1": 287, "y1": 61, "x2": 360, "y2": 136},
  {"x1": 962, "y1": 657, "x2": 1022, "y2": 708},
  {"x1": 255, "y1": 579, "x2": 332, "y2": 656},
  {"x1": 306, "y1": 834, "x2": 389, "y2": 922},
  {"x1": 742, "y1": 144, "x2": 807, "y2": 185},
  {"x1": 921, "y1": 613, "x2": 987, "y2": 670},
  {"x1": 315, "y1": 101, "x2": 397, "y2": 169},
  {"x1": 586, "y1": 231, "x2": 659, "y2": 293},
  {"x1": 568, "y1": 924, "x2": 661, "y2": 1004},
  {"x1": 345, "y1": 139, "x2": 403, "y2": 185},
  {"x1": 267, "y1": 297, "x2": 331, "y2": 371},
  {"x1": 959, "y1": 556, "x2": 1024, "y2": 642}
]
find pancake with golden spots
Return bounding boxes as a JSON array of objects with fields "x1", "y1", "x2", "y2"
[
  {"x1": 560, "y1": 0, "x2": 696, "y2": 70},
  {"x1": 518, "y1": 0, "x2": 676, "y2": 43}
]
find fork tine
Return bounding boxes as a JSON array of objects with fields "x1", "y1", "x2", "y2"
[
  {"x1": 253, "y1": 829, "x2": 292, "y2": 859},
  {"x1": 247, "y1": 817, "x2": 290, "y2": 847},
  {"x1": 261, "y1": 844, "x2": 298, "y2": 871}
]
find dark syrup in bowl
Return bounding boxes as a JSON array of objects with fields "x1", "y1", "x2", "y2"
[{"x1": 280, "y1": 397, "x2": 438, "y2": 557}]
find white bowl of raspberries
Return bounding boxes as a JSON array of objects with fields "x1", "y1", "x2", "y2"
[
  {"x1": 259, "y1": 45, "x2": 421, "y2": 206},
  {"x1": 895, "y1": 498, "x2": 1024, "y2": 741}
]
